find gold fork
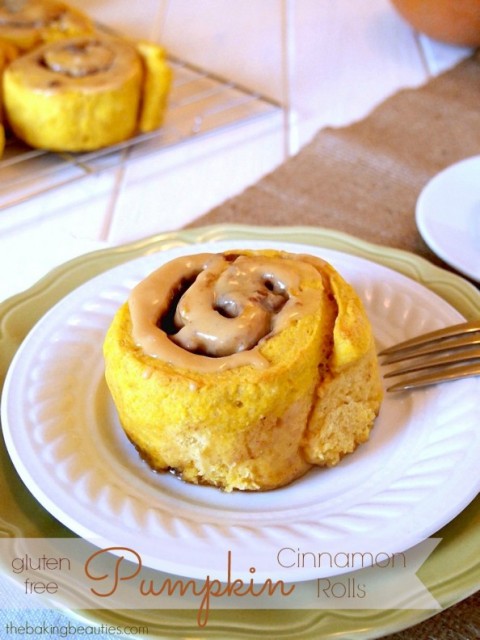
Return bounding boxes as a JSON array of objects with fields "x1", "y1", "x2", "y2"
[{"x1": 379, "y1": 320, "x2": 480, "y2": 392}]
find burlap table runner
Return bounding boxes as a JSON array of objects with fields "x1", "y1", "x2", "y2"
[
  {"x1": 189, "y1": 50, "x2": 480, "y2": 273},
  {"x1": 187, "y1": 51, "x2": 480, "y2": 638}
]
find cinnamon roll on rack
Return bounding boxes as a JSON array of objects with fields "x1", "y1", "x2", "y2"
[
  {"x1": 2, "y1": 33, "x2": 171, "y2": 151},
  {"x1": 0, "y1": 0, "x2": 93, "y2": 52}
]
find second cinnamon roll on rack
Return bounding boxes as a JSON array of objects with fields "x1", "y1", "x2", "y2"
[{"x1": 0, "y1": 0, "x2": 93, "y2": 52}]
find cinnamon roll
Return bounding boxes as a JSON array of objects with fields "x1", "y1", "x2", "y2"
[
  {"x1": 0, "y1": 0, "x2": 93, "y2": 52},
  {"x1": 2, "y1": 33, "x2": 171, "y2": 151},
  {"x1": 103, "y1": 249, "x2": 383, "y2": 492}
]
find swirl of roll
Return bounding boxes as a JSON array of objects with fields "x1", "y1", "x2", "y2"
[
  {"x1": 2, "y1": 33, "x2": 171, "y2": 151},
  {"x1": 103, "y1": 249, "x2": 383, "y2": 492},
  {"x1": 128, "y1": 252, "x2": 329, "y2": 369},
  {"x1": 0, "y1": 0, "x2": 93, "y2": 52}
]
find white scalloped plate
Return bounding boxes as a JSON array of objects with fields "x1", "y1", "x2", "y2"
[
  {"x1": 416, "y1": 155, "x2": 480, "y2": 282},
  {"x1": 2, "y1": 240, "x2": 480, "y2": 582}
]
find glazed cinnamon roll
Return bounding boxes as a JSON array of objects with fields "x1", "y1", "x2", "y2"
[
  {"x1": 0, "y1": 0, "x2": 93, "y2": 52},
  {"x1": 103, "y1": 249, "x2": 383, "y2": 492},
  {"x1": 2, "y1": 33, "x2": 171, "y2": 151}
]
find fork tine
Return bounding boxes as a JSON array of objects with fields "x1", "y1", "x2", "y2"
[
  {"x1": 380, "y1": 333, "x2": 480, "y2": 364},
  {"x1": 380, "y1": 320, "x2": 480, "y2": 392},
  {"x1": 386, "y1": 362, "x2": 480, "y2": 392},
  {"x1": 378, "y1": 320, "x2": 480, "y2": 358},
  {"x1": 383, "y1": 347, "x2": 480, "y2": 377}
]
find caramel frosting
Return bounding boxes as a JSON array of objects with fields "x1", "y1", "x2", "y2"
[
  {"x1": 128, "y1": 251, "x2": 327, "y2": 372},
  {"x1": 43, "y1": 40, "x2": 115, "y2": 77},
  {"x1": 9, "y1": 34, "x2": 142, "y2": 91}
]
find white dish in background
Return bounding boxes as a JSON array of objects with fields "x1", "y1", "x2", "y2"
[
  {"x1": 2, "y1": 240, "x2": 480, "y2": 583},
  {"x1": 416, "y1": 155, "x2": 480, "y2": 282}
]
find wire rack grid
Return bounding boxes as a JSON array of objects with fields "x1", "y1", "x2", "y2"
[{"x1": 0, "y1": 54, "x2": 282, "y2": 211}]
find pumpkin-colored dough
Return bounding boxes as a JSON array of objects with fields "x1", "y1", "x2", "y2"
[
  {"x1": 136, "y1": 40, "x2": 172, "y2": 133},
  {"x1": 103, "y1": 249, "x2": 383, "y2": 492},
  {"x1": 3, "y1": 35, "x2": 144, "y2": 151}
]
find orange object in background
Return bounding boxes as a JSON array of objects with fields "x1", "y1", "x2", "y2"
[{"x1": 390, "y1": 0, "x2": 480, "y2": 46}]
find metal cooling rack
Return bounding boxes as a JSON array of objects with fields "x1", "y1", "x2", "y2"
[{"x1": 0, "y1": 54, "x2": 281, "y2": 211}]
